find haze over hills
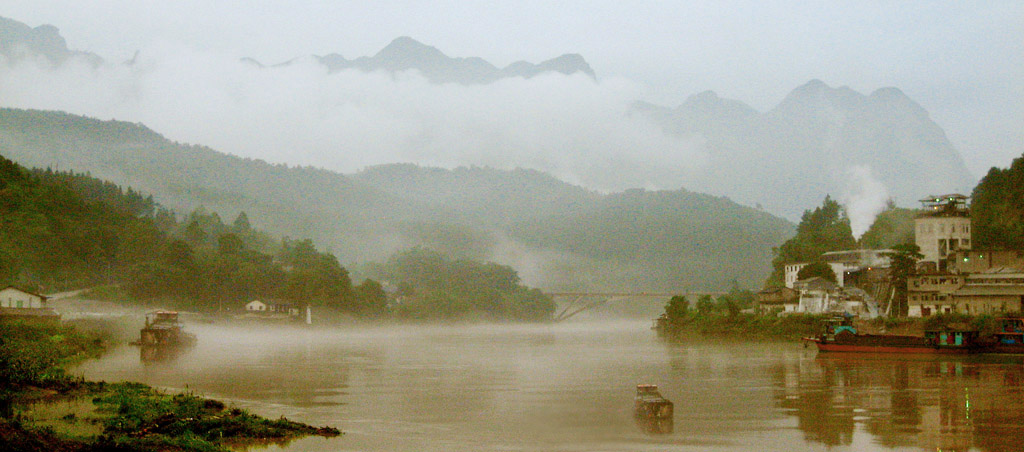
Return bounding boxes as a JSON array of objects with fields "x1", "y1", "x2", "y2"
[
  {"x1": 0, "y1": 15, "x2": 977, "y2": 223},
  {"x1": 636, "y1": 80, "x2": 976, "y2": 223},
  {"x1": 0, "y1": 107, "x2": 793, "y2": 292}
]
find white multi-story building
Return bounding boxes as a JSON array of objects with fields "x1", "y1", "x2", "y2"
[{"x1": 915, "y1": 194, "x2": 971, "y2": 269}]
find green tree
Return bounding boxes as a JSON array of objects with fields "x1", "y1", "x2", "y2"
[
  {"x1": 232, "y1": 211, "x2": 252, "y2": 233},
  {"x1": 217, "y1": 233, "x2": 245, "y2": 256},
  {"x1": 972, "y1": 154, "x2": 1024, "y2": 249},
  {"x1": 696, "y1": 294, "x2": 715, "y2": 315},
  {"x1": 183, "y1": 219, "x2": 206, "y2": 245},
  {"x1": 768, "y1": 196, "x2": 855, "y2": 287},
  {"x1": 796, "y1": 261, "x2": 837, "y2": 283},
  {"x1": 664, "y1": 295, "x2": 689, "y2": 321},
  {"x1": 883, "y1": 243, "x2": 923, "y2": 317},
  {"x1": 352, "y1": 279, "x2": 388, "y2": 317}
]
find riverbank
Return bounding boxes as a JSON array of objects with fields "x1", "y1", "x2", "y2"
[
  {"x1": 654, "y1": 312, "x2": 1006, "y2": 342},
  {"x1": 0, "y1": 319, "x2": 340, "y2": 452}
]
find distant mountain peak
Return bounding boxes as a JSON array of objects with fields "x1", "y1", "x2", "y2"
[
  {"x1": 312, "y1": 37, "x2": 594, "y2": 84},
  {"x1": 0, "y1": 16, "x2": 102, "y2": 66},
  {"x1": 683, "y1": 90, "x2": 722, "y2": 106},
  {"x1": 374, "y1": 36, "x2": 446, "y2": 62},
  {"x1": 677, "y1": 90, "x2": 758, "y2": 119}
]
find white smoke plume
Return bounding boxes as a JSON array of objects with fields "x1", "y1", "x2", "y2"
[
  {"x1": 841, "y1": 165, "x2": 890, "y2": 239},
  {"x1": 0, "y1": 45, "x2": 706, "y2": 192}
]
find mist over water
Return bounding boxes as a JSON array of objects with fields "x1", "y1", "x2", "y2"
[{"x1": 73, "y1": 315, "x2": 1024, "y2": 451}]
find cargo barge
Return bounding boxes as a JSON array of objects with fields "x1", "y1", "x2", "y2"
[{"x1": 803, "y1": 316, "x2": 979, "y2": 354}]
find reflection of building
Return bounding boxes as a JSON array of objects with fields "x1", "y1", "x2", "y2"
[{"x1": 771, "y1": 354, "x2": 1024, "y2": 451}]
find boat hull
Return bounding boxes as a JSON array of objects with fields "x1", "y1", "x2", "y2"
[{"x1": 809, "y1": 339, "x2": 971, "y2": 354}]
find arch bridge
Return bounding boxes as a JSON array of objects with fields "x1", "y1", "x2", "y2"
[{"x1": 547, "y1": 291, "x2": 727, "y2": 322}]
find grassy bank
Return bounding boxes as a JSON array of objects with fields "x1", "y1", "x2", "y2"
[
  {"x1": 655, "y1": 311, "x2": 1009, "y2": 342},
  {"x1": 0, "y1": 319, "x2": 340, "y2": 452}
]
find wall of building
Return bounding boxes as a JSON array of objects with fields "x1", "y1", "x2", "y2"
[
  {"x1": 0, "y1": 288, "x2": 44, "y2": 308},
  {"x1": 915, "y1": 216, "x2": 972, "y2": 265},
  {"x1": 784, "y1": 263, "x2": 806, "y2": 289},
  {"x1": 947, "y1": 250, "x2": 1024, "y2": 273}
]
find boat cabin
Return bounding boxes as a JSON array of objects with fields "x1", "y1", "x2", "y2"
[
  {"x1": 924, "y1": 330, "x2": 979, "y2": 348},
  {"x1": 995, "y1": 317, "x2": 1024, "y2": 345}
]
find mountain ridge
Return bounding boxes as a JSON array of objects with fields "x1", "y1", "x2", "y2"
[
  {"x1": 312, "y1": 36, "x2": 596, "y2": 84},
  {"x1": 0, "y1": 107, "x2": 793, "y2": 292},
  {"x1": 637, "y1": 80, "x2": 975, "y2": 219}
]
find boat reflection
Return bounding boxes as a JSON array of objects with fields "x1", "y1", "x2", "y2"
[{"x1": 139, "y1": 344, "x2": 189, "y2": 363}]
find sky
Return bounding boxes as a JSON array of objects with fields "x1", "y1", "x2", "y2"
[{"x1": 3, "y1": 1, "x2": 1023, "y2": 184}]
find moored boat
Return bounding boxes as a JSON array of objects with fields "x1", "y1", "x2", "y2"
[
  {"x1": 975, "y1": 317, "x2": 1024, "y2": 354},
  {"x1": 804, "y1": 316, "x2": 979, "y2": 354}
]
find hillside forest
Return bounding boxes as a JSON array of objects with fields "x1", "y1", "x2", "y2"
[{"x1": 0, "y1": 154, "x2": 553, "y2": 321}]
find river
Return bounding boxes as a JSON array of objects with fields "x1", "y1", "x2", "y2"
[{"x1": 74, "y1": 319, "x2": 1024, "y2": 452}]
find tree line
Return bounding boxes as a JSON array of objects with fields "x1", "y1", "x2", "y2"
[{"x1": 0, "y1": 154, "x2": 548, "y2": 320}]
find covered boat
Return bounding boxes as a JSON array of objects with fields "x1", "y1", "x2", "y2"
[
  {"x1": 132, "y1": 311, "x2": 197, "y2": 347},
  {"x1": 634, "y1": 384, "x2": 673, "y2": 434}
]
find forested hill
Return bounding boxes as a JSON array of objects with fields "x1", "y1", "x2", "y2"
[
  {"x1": 0, "y1": 108, "x2": 431, "y2": 263},
  {"x1": 0, "y1": 153, "x2": 385, "y2": 315},
  {"x1": 0, "y1": 108, "x2": 794, "y2": 291}
]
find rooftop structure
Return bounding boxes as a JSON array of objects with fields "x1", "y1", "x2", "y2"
[{"x1": 918, "y1": 194, "x2": 969, "y2": 217}]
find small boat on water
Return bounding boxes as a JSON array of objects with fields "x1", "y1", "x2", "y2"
[
  {"x1": 131, "y1": 311, "x2": 197, "y2": 347},
  {"x1": 803, "y1": 315, "x2": 979, "y2": 354},
  {"x1": 634, "y1": 384, "x2": 673, "y2": 434}
]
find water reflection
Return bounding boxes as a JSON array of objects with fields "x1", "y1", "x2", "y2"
[
  {"x1": 71, "y1": 321, "x2": 1024, "y2": 451},
  {"x1": 773, "y1": 353, "x2": 1024, "y2": 452}
]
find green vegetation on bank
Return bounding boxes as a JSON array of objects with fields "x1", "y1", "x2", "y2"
[
  {"x1": 657, "y1": 294, "x2": 822, "y2": 341},
  {"x1": 655, "y1": 294, "x2": 1010, "y2": 341},
  {"x1": 0, "y1": 320, "x2": 339, "y2": 452},
  {"x1": 369, "y1": 247, "x2": 556, "y2": 321}
]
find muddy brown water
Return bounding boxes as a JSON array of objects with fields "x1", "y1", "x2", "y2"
[{"x1": 73, "y1": 320, "x2": 1024, "y2": 451}]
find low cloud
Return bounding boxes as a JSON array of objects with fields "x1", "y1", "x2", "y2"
[{"x1": 0, "y1": 45, "x2": 705, "y2": 192}]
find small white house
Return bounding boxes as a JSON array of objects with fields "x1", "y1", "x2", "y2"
[
  {"x1": 0, "y1": 286, "x2": 59, "y2": 320},
  {"x1": 0, "y1": 286, "x2": 47, "y2": 309},
  {"x1": 245, "y1": 300, "x2": 268, "y2": 312},
  {"x1": 244, "y1": 299, "x2": 299, "y2": 317}
]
